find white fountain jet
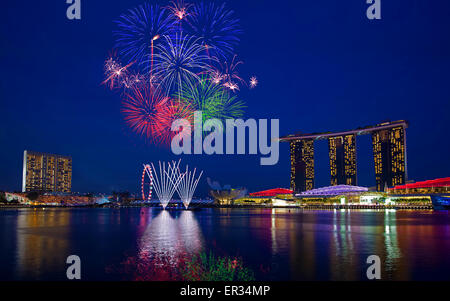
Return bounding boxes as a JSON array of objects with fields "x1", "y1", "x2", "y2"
[
  {"x1": 173, "y1": 164, "x2": 203, "y2": 209},
  {"x1": 151, "y1": 160, "x2": 184, "y2": 209}
]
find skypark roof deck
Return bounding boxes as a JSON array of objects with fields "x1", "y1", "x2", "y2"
[{"x1": 280, "y1": 120, "x2": 408, "y2": 141}]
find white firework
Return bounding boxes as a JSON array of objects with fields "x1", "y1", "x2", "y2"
[{"x1": 152, "y1": 33, "x2": 213, "y2": 96}]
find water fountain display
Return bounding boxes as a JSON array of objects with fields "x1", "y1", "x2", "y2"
[
  {"x1": 173, "y1": 165, "x2": 203, "y2": 209},
  {"x1": 151, "y1": 160, "x2": 184, "y2": 209},
  {"x1": 142, "y1": 160, "x2": 203, "y2": 209}
]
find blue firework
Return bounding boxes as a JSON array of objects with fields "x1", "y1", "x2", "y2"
[
  {"x1": 185, "y1": 1, "x2": 242, "y2": 60},
  {"x1": 152, "y1": 33, "x2": 213, "y2": 97},
  {"x1": 113, "y1": 3, "x2": 176, "y2": 66}
]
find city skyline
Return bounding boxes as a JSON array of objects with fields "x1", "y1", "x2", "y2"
[
  {"x1": 2, "y1": 0, "x2": 450, "y2": 287},
  {"x1": 1, "y1": 1, "x2": 450, "y2": 196}
]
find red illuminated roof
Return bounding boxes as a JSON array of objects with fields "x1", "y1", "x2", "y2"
[
  {"x1": 249, "y1": 188, "x2": 293, "y2": 197},
  {"x1": 393, "y1": 177, "x2": 450, "y2": 190}
]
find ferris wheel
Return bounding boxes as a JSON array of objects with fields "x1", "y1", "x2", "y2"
[{"x1": 141, "y1": 164, "x2": 153, "y2": 201}]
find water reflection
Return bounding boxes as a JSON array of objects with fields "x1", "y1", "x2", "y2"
[
  {"x1": 138, "y1": 210, "x2": 203, "y2": 264},
  {"x1": 2, "y1": 208, "x2": 450, "y2": 280},
  {"x1": 112, "y1": 209, "x2": 205, "y2": 280},
  {"x1": 330, "y1": 210, "x2": 358, "y2": 280},
  {"x1": 14, "y1": 209, "x2": 70, "y2": 280},
  {"x1": 384, "y1": 210, "x2": 401, "y2": 275}
]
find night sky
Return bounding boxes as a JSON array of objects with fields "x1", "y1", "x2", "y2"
[{"x1": 1, "y1": 0, "x2": 449, "y2": 196}]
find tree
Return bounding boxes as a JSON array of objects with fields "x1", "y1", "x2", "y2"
[{"x1": 0, "y1": 192, "x2": 7, "y2": 203}]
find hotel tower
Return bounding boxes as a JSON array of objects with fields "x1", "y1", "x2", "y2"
[{"x1": 22, "y1": 150, "x2": 72, "y2": 193}]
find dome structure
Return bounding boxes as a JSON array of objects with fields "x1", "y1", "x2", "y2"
[{"x1": 298, "y1": 185, "x2": 369, "y2": 196}]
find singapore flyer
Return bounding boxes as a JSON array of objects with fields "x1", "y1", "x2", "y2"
[{"x1": 141, "y1": 164, "x2": 154, "y2": 201}]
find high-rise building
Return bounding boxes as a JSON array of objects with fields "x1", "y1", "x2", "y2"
[
  {"x1": 372, "y1": 125, "x2": 407, "y2": 191},
  {"x1": 328, "y1": 134, "x2": 357, "y2": 186},
  {"x1": 22, "y1": 150, "x2": 72, "y2": 193},
  {"x1": 290, "y1": 139, "x2": 314, "y2": 192},
  {"x1": 281, "y1": 120, "x2": 408, "y2": 192}
]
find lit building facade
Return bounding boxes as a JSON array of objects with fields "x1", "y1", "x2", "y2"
[
  {"x1": 372, "y1": 125, "x2": 407, "y2": 191},
  {"x1": 388, "y1": 177, "x2": 450, "y2": 195},
  {"x1": 328, "y1": 134, "x2": 357, "y2": 186},
  {"x1": 22, "y1": 150, "x2": 72, "y2": 193},
  {"x1": 281, "y1": 120, "x2": 408, "y2": 192},
  {"x1": 290, "y1": 139, "x2": 314, "y2": 192}
]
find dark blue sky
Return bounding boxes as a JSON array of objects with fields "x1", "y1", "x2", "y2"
[{"x1": 1, "y1": 0, "x2": 449, "y2": 196}]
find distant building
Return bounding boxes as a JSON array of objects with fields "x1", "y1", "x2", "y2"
[
  {"x1": 207, "y1": 177, "x2": 247, "y2": 205},
  {"x1": 281, "y1": 120, "x2": 408, "y2": 192},
  {"x1": 372, "y1": 124, "x2": 407, "y2": 191},
  {"x1": 328, "y1": 134, "x2": 357, "y2": 186},
  {"x1": 22, "y1": 150, "x2": 72, "y2": 193},
  {"x1": 389, "y1": 177, "x2": 450, "y2": 194},
  {"x1": 249, "y1": 188, "x2": 293, "y2": 198},
  {"x1": 210, "y1": 189, "x2": 247, "y2": 205},
  {"x1": 298, "y1": 185, "x2": 369, "y2": 196},
  {"x1": 289, "y1": 139, "x2": 314, "y2": 192},
  {"x1": 4, "y1": 192, "x2": 30, "y2": 204}
]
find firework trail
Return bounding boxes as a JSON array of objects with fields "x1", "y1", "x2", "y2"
[
  {"x1": 114, "y1": 4, "x2": 176, "y2": 66},
  {"x1": 121, "y1": 72, "x2": 148, "y2": 89},
  {"x1": 152, "y1": 33, "x2": 213, "y2": 98},
  {"x1": 209, "y1": 54, "x2": 245, "y2": 92},
  {"x1": 223, "y1": 81, "x2": 239, "y2": 92},
  {"x1": 102, "y1": 55, "x2": 135, "y2": 90},
  {"x1": 186, "y1": 1, "x2": 242, "y2": 60}
]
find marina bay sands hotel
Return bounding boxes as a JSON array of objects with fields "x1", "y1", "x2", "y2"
[{"x1": 280, "y1": 120, "x2": 408, "y2": 192}]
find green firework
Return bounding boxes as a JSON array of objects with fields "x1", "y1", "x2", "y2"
[{"x1": 175, "y1": 76, "x2": 246, "y2": 126}]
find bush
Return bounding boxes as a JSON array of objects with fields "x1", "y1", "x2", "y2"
[
  {"x1": 109, "y1": 251, "x2": 256, "y2": 281},
  {"x1": 182, "y1": 252, "x2": 255, "y2": 281}
]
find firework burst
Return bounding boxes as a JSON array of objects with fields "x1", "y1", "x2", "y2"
[
  {"x1": 122, "y1": 84, "x2": 172, "y2": 142},
  {"x1": 249, "y1": 76, "x2": 258, "y2": 89},
  {"x1": 105, "y1": 1, "x2": 256, "y2": 146},
  {"x1": 152, "y1": 33, "x2": 213, "y2": 97},
  {"x1": 102, "y1": 55, "x2": 135, "y2": 90},
  {"x1": 166, "y1": 0, "x2": 192, "y2": 22},
  {"x1": 153, "y1": 99, "x2": 194, "y2": 145},
  {"x1": 186, "y1": 1, "x2": 242, "y2": 60},
  {"x1": 114, "y1": 4, "x2": 176, "y2": 66},
  {"x1": 210, "y1": 69, "x2": 224, "y2": 84},
  {"x1": 210, "y1": 54, "x2": 245, "y2": 92},
  {"x1": 176, "y1": 76, "x2": 245, "y2": 127}
]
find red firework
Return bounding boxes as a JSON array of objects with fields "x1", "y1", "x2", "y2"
[
  {"x1": 166, "y1": 0, "x2": 192, "y2": 21},
  {"x1": 152, "y1": 99, "x2": 194, "y2": 145},
  {"x1": 122, "y1": 84, "x2": 193, "y2": 146}
]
